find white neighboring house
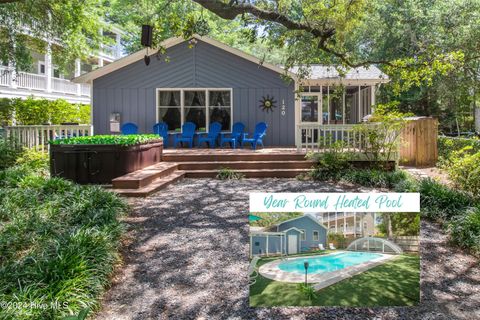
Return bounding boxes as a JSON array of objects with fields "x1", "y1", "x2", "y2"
[
  {"x1": 316, "y1": 212, "x2": 377, "y2": 237},
  {"x1": 0, "y1": 24, "x2": 125, "y2": 105}
]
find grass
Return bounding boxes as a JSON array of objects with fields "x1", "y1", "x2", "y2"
[
  {"x1": 250, "y1": 254, "x2": 420, "y2": 307},
  {"x1": 0, "y1": 149, "x2": 128, "y2": 319},
  {"x1": 50, "y1": 134, "x2": 161, "y2": 146}
]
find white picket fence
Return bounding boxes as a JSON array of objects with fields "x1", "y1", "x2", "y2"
[{"x1": 2, "y1": 125, "x2": 93, "y2": 152}]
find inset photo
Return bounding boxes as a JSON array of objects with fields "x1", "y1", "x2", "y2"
[{"x1": 249, "y1": 212, "x2": 420, "y2": 307}]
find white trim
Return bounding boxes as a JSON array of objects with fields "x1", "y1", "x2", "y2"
[
  {"x1": 282, "y1": 227, "x2": 304, "y2": 234},
  {"x1": 313, "y1": 230, "x2": 320, "y2": 241},
  {"x1": 73, "y1": 35, "x2": 296, "y2": 84},
  {"x1": 155, "y1": 88, "x2": 233, "y2": 133},
  {"x1": 299, "y1": 229, "x2": 306, "y2": 241},
  {"x1": 299, "y1": 92, "x2": 321, "y2": 125},
  {"x1": 38, "y1": 61, "x2": 46, "y2": 75}
]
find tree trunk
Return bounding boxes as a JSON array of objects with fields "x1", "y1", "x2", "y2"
[
  {"x1": 385, "y1": 214, "x2": 393, "y2": 239},
  {"x1": 475, "y1": 107, "x2": 480, "y2": 133}
]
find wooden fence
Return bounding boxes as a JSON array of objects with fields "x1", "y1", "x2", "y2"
[
  {"x1": 297, "y1": 117, "x2": 438, "y2": 167},
  {"x1": 399, "y1": 117, "x2": 438, "y2": 166},
  {"x1": 2, "y1": 125, "x2": 93, "y2": 152},
  {"x1": 393, "y1": 236, "x2": 419, "y2": 252}
]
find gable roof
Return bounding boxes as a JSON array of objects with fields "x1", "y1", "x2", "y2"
[
  {"x1": 73, "y1": 34, "x2": 296, "y2": 84},
  {"x1": 282, "y1": 227, "x2": 305, "y2": 234},
  {"x1": 277, "y1": 214, "x2": 328, "y2": 231}
]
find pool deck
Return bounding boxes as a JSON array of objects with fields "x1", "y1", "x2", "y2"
[{"x1": 258, "y1": 251, "x2": 396, "y2": 290}]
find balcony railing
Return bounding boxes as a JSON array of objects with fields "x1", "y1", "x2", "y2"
[
  {"x1": 320, "y1": 212, "x2": 356, "y2": 222},
  {"x1": 327, "y1": 226, "x2": 362, "y2": 234},
  {"x1": 52, "y1": 78, "x2": 78, "y2": 95},
  {"x1": 0, "y1": 66, "x2": 90, "y2": 98}
]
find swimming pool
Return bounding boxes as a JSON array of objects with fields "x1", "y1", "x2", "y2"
[{"x1": 278, "y1": 252, "x2": 384, "y2": 275}]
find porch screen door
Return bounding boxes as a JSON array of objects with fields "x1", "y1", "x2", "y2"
[{"x1": 300, "y1": 95, "x2": 320, "y2": 123}]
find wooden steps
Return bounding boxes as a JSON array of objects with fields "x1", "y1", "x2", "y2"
[
  {"x1": 112, "y1": 170, "x2": 185, "y2": 197},
  {"x1": 177, "y1": 160, "x2": 314, "y2": 170},
  {"x1": 185, "y1": 168, "x2": 310, "y2": 178},
  {"x1": 110, "y1": 149, "x2": 312, "y2": 197},
  {"x1": 163, "y1": 152, "x2": 307, "y2": 162}
]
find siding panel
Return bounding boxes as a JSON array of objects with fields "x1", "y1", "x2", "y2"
[{"x1": 93, "y1": 40, "x2": 295, "y2": 145}]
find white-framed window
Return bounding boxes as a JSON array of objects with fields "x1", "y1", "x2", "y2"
[
  {"x1": 38, "y1": 61, "x2": 45, "y2": 75},
  {"x1": 313, "y1": 230, "x2": 320, "y2": 241},
  {"x1": 156, "y1": 88, "x2": 233, "y2": 133},
  {"x1": 300, "y1": 229, "x2": 306, "y2": 241}
]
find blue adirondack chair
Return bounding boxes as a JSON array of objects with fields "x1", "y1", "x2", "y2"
[
  {"x1": 121, "y1": 122, "x2": 138, "y2": 135},
  {"x1": 153, "y1": 122, "x2": 169, "y2": 148},
  {"x1": 220, "y1": 122, "x2": 245, "y2": 149},
  {"x1": 197, "y1": 122, "x2": 222, "y2": 148},
  {"x1": 173, "y1": 122, "x2": 196, "y2": 148},
  {"x1": 242, "y1": 122, "x2": 267, "y2": 150}
]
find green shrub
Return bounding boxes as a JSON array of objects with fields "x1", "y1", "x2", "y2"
[
  {"x1": 216, "y1": 167, "x2": 245, "y2": 180},
  {"x1": 0, "y1": 164, "x2": 127, "y2": 319},
  {"x1": 437, "y1": 136, "x2": 480, "y2": 167},
  {"x1": 449, "y1": 208, "x2": 480, "y2": 254},
  {"x1": 296, "y1": 283, "x2": 318, "y2": 301},
  {"x1": 0, "y1": 139, "x2": 23, "y2": 170},
  {"x1": 446, "y1": 152, "x2": 480, "y2": 195},
  {"x1": 339, "y1": 169, "x2": 411, "y2": 189},
  {"x1": 417, "y1": 178, "x2": 476, "y2": 221},
  {"x1": 306, "y1": 141, "x2": 352, "y2": 180},
  {"x1": 1, "y1": 97, "x2": 91, "y2": 125},
  {"x1": 352, "y1": 102, "x2": 411, "y2": 163},
  {"x1": 50, "y1": 134, "x2": 161, "y2": 146},
  {"x1": 15, "y1": 148, "x2": 49, "y2": 172}
]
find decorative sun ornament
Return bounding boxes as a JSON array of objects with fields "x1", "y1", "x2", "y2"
[{"x1": 259, "y1": 95, "x2": 277, "y2": 113}]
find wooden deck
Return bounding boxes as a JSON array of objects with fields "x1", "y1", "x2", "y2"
[{"x1": 111, "y1": 148, "x2": 312, "y2": 197}]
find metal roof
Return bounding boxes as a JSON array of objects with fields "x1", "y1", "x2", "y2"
[{"x1": 291, "y1": 65, "x2": 388, "y2": 81}]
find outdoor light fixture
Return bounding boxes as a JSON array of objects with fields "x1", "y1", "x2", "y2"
[
  {"x1": 304, "y1": 261, "x2": 309, "y2": 285},
  {"x1": 141, "y1": 24, "x2": 153, "y2": 66}
]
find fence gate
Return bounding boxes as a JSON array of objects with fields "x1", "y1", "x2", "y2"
[{"x1": 399, "y1": 117, "x2": 438, "y2": 167}]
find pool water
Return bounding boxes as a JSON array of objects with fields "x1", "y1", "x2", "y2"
[{"x1": 278, "y1": 252, "x2": 383, "y2": 275}]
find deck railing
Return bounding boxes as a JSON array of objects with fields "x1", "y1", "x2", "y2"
[
  {"x1": 2, "y1": 124, "x2": 93, "y2": 152},
  {"x1": 296, "y1": 123, "x2": 400, "y2": 161},
  {"x1": 297, "y1": 124, "x2": 360, "y2": 152}
]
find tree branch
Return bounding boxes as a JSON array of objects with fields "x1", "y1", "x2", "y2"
[
  {"x1": 192, "y1": 0, "x2": 391, "y2": 68},
  {"x1": 193, "y1": 0, "x2": 334, "y2": 39},
  {"x1": 0, "y1": 0, "x2": 21, "y2": 3}
]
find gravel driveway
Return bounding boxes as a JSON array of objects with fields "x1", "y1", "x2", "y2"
[{"x1": 95, "y1": 178, "x2": 480, "y2": 320}]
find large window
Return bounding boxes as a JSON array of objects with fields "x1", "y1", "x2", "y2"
[
  {"x1": 157, "y1": 88, "x2": 232, "y2": 132},
  {"x1": 209, "y1": 90, "x2": 231, "y2": 131}
]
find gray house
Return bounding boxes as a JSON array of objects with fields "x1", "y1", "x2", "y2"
[
  {"x1": 250, "y1": 214, "x2": 328, "y2": 257},
  {"x1": 74, "y1": 35, "x2": 388, "y2": 148}
]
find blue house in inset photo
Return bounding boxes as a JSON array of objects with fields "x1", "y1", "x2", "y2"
[{"x1": 249, "y1": 214, "x2": 328, "y2": 257}]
